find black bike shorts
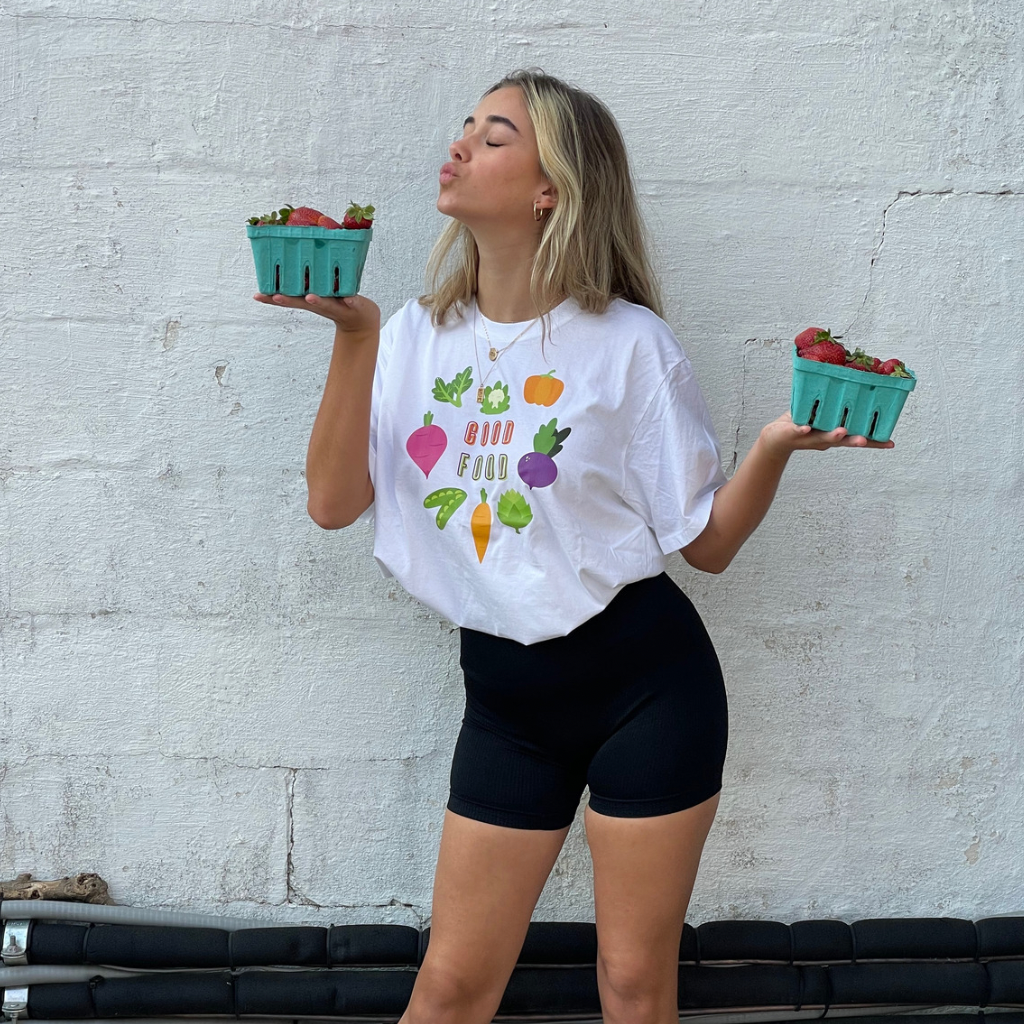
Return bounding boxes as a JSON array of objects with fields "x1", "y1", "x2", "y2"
[{"x1": 447, "y1": 571, "x2": 728, "y2": 830}]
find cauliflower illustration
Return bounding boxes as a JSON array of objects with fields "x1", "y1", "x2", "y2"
[{"x1": 481, "y1": 381, "x2": 511, "y2": 415}]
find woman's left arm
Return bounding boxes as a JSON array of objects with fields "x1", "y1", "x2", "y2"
[{"x1": 680, "y1": 412, "x2": 894, "y2": 574}]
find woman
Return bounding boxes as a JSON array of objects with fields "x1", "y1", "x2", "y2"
[{"x1": 255, "y1": 69, "x2": 892, "y2": 1024}]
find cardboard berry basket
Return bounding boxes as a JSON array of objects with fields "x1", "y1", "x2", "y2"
[
  {"x1": 246, "y1": 224, "x2": 372, "y2": 297},
  {"x1": 790, "y1": 347, "x2": 917, "y2": 442}
]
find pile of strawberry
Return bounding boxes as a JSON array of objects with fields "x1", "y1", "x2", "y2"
[
  {"x1": 795, "y1": 327, "x2": 911, "y2": 377},
  {"x1": 247, "y1": 202, "x2": 374, "y2": 229}
]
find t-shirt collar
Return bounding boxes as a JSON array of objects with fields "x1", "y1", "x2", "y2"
[{"x1": 468, "y1": 294, "x2": 583, "y2": 337}]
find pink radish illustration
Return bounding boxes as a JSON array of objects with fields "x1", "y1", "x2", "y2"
[{"x1": 406, "y1": 411, "x2": 447, "y2": 478}]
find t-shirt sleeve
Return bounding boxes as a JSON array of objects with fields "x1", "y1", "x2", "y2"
[
  {"x1": 353, "y1": 306, "x2": 399, "y2": 527},
  {"x1": 620, "y1": 359, "x2": 728, "y2": 556}
]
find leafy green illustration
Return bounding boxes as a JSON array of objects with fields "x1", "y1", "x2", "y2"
[
  {"x1": 481, "y1": 380, "x2": 511, "y2": 414},
  {"x1": 533, "y1": 418, "x2": 571, "y2": 457},
  {"x1": 497, "y1": 489, "x2": 533, "y2": 534},
  {"x1": 432, "y1": 367, "x2": 474, "y2": 408}
]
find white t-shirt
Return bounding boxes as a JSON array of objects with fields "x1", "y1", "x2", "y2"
[{"x1": 355, "y1": 294, "x2": 727, "y2": 644}]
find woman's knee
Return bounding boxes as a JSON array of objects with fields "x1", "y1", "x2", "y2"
[
  {"x1": 403, "y1": 958, "x2": 504, "y2": 1024},
  {"x1": 597, "y1": 951, "x2": 676, "y2": 1024}
]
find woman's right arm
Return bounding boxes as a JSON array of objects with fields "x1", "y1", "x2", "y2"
[{"x1": 254, "y1": 291, "x2": 382, "y2": 529}]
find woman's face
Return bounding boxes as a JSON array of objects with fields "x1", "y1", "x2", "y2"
[{"x1": 437, "y1": 85, "x2": 555, "y2": 231}]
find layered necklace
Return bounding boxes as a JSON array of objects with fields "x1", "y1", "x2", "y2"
[{"x1": 472, "y1": 301, "x2": 539, "y2": 404}]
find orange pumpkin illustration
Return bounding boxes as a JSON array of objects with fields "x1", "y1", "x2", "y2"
[{"x1": 523, "y1": 370, "x2": 564, "y2": 406}]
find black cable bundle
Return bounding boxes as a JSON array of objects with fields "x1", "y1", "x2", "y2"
[
  {"x1": 4, "y1": 914, "x2": 1023, "y2": 1020},
  {"x1": 24, "y1": 916, "x2": 1021, "y2": 968}
]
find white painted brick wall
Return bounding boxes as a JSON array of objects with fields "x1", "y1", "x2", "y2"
[{"x1": 1, "y1": 0, "x2": 1021, "y2": 926}]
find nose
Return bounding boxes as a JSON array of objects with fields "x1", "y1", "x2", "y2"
[{"x1": 448, "y1": 137, "x2": 467, "y2": 161}]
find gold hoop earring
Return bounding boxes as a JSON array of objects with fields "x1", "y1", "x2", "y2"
[{"x1": 533, "y1": 201, "x2": 544, "y2": 222}]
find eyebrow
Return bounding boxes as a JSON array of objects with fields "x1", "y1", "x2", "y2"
[{"x1": 463, "y1": 114, "x2": 520, "y2": 133}]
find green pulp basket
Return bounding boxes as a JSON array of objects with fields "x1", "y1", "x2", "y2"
[
  {"x1": 247, "y1": 224, "x2": 372, "y2": 297},
  {"x1": 790, "y1": 347, "x2": 917, "y2": 442}
]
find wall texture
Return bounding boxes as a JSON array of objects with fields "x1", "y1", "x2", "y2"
[{"x1": 1, "y1": 0, "x2": 1021, "y2": 927}]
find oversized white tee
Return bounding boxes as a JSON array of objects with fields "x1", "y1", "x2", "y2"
[{"x1": 355, "y1": 295, "x2": 727, "y2": 644}]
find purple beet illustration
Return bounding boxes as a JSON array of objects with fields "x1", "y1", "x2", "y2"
[
  {"x1": 406, "y1": 411, "x2": 447, "y2": 478},
  {"x1": 517, "y1": 418, "x2": 571, "y2": 489}
]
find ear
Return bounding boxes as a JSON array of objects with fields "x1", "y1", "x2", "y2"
[{"x1": 536, "y1": 183, "x2": 558, "y2": 211}]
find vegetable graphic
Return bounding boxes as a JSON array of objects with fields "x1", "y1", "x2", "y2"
[
  {"x1": 523, "y1": 370, "x2": 564, "y2": 406},
  {"x1": 423, "y1": 486, "x2": 467, "y2": 529},
  {"x1": 480, "y1": 381, "x2": 511, "y2": 414},
  {"x1": 497, "y1": 489, "x2": 533, "y2": 533},
  {"x1": 432, "y1": 367, "x2": 474, "y2": 408},
  {"x1": 471, "y1": 489, "x2": 491, "y2": 562},
  {"x1": 517, "y1": 418, "x2": 571, "y2": 490},
  {"x1": 406, "y1": 411, "x2": 447, "y2": 478}
]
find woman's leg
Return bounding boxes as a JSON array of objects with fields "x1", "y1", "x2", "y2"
[
  {"x1": 398, "y1": 808, "x2": 571, "y2": 1024},
  {"x1": 578, "y1": 574, "x2": 727, "y2": 1024},
  {"x1": 585, "y1": 792, "x2": 720, "y2": 1024}
]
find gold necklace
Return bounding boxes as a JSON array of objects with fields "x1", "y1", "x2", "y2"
[{"x1": 472, "y1": 303, "x2": 538, "y2": 404}]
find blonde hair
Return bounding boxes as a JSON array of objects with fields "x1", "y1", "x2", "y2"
[{"x1": 419, "y1": 69, "x2": 664, "y2": 336}]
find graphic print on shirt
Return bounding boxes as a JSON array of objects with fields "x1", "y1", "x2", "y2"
[
  {"x1": 496, "y1": 489, "x2": 533, "y2": 533},
  {"x1": 470, "y1": 489, "x2": 491, "y2": 562},
  {"x1": 517, "y1": 418, "x2": 572, "y2": 490},
  {"x1": 423, "y1": 486, "x2": 467, "y2": 529},
  {"x1": 414, "y1": 363, "x2": 569, "y2": 558},
  {"x1": 432, "y1": 367, "x2": 474, "y2": 408},
  {"x1": 523, "y1": 370, "x2": 564, "y2": 407},
  {"x1": 406, "y1": 411, "x2": 447, "y2": 478},
  {"x1": 480, "y1": 381, "x2": 511, "y2": 414}
]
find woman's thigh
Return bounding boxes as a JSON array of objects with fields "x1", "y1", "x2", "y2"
[
  {"x1": 405, "y1": 808, "x2": 570, "y2": 1024},
  {"x1": 585, "y1": 792, "x2": 721, "y2": 1020}
]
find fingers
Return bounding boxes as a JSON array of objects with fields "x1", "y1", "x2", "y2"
[
  {"x1": 775, "y1": 412, "x2": 896, "y2": 451},
  {"x1": 252, "y1": 292, "x2": 306, "y2": 308},
  {"x1": 809, "y1": 431, "x2": 894, "y2": 450},
  {"x1": 253, "y1": 291, "x2": 350, "y2": 320},
  {"x1": 254, "y1": 292, "x2": 359, "y2": 306}
]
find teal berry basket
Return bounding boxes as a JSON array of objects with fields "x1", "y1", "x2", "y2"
[
  {"x1": 246, "y1": 224, "x2": 372, "y2": 297},
  {"x1": 790, "y1": 346, "x2": 917, "y2": 442}
]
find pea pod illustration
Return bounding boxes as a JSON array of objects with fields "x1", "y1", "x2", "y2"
[{"x1": 423, "y1": 486, "x2": 467, "y2": 530}]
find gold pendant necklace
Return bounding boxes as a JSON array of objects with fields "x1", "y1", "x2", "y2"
[{"x1": 472, "y1": 303, "x2": 539, "y2": 403}]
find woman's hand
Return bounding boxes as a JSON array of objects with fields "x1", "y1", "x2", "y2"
[
  {"x1": 760, "y1": 411, "x2": 895, "y2": 457},
  {"x1": 253, "y1": 291, "x2": 381, "y2": 336}
]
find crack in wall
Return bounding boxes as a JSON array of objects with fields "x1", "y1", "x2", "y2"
[
  {"x1": 2, "y1": 12, "x2": 515, "y2": 33},
  {"x1": 844, "y1": 187, "x2": 1023, "y2": 337},
  {"x1": 285, "y1": 768, "x2": 311, "y2": 907},
  {"x1": 281, "y1": 769, "x2": 428, "y2": 919},
  {"x1": 0, "y1": 751, "x2": 418, "y2": 773},
  {"x1": 154, "y1": 752, "x2": 332, "y2": 772}
]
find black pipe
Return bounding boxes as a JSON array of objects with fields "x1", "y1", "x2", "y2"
[
  {"x1": 5, "y1": 915, "x2": 1022, "y2": 1021},
  {"x1": 13, "y1": 961, "x2": 1024, "y2": 1020},
  {"x1": 14, "y1": 917, "x2": 1024, "y2": 970}
]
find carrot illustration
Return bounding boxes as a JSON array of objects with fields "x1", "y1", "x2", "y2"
[{"x1": 471, "y1": 488, "x2": 491, "y2": 563}]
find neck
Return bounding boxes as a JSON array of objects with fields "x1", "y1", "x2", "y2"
[{"x1": 471, "y1": 224, "x2": 564, "y2": 323}]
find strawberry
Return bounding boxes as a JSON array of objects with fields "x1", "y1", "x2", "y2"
[
  {"x1": 801, "y1": 329, "x2": 848, "y2": 365},
  {"x1": 877, "y1": 358, "x2": 912, "y2": 377},
  {"x1": 844, "y1": 347, "x2": 876, "y2": 372},
  {"x1": 247, "y1": 204, "x2": 295, "y2": 226},
  {"x1": 317, "y1": 214, "x2": 341, "y2": 229},
  {"x1": 794, "y1": 327, "x2": 830, "y2": 351},
  {"x1": 285, "y1": 206, "x2": 324, "y2": 226},
  {"x1": 342, "y1": 202, "x2": 375, "y2": 229}
]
